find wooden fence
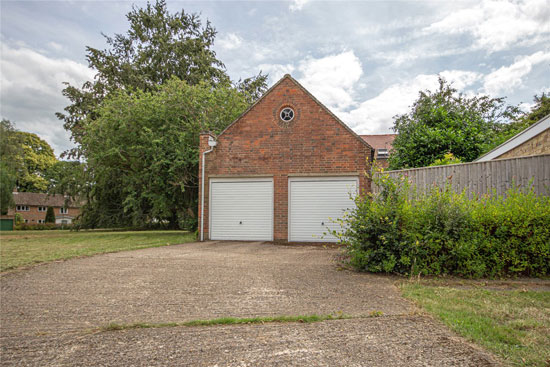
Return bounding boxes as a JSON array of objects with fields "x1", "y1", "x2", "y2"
[{"x1": 372, "y1": 154, "x2": 550, "y2": 197}]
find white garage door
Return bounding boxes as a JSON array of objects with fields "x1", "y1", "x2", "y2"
[
  {"x1": 210, "y1": 178, "x2": 273, "y2": 241},
  {"x1": 289, "y1": 177, "x2": 358, "y2": 242}
]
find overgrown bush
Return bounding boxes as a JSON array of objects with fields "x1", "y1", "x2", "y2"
[{"x1": 334, "y1": 174, "x2": 550, "y2": 278}]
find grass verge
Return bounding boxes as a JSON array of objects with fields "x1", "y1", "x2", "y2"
[
  {"x1": 99, "y1": 313, "x2": 353, "y2": 332},
  {"x1": 401, "y1": 283, "x2": 550, "y2": 367},
  {"x1": 0, "y1": 230, "x2": 195, "y2": 272}
]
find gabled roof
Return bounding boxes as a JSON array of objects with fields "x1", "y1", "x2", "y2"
[
  {"x1": 360, "y1": 134, "x2": 396, "y2": 151},
  {"x1": 217, "y1": 74, "x2": 374, "y2": 152},
  {"x1": 13, "y1": 192, "x2": 81, "y2": 208},
  {"x1": 476, "y1": 114, "x2": 550, "y2": 162}
]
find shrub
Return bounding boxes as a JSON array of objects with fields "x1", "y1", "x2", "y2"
[
  {"x1": 428, "y1": 152, "x2": 463, "y2": 167},
  {"x1": 14, "y1": 213, "x2": 24, "y2": 225},
  {"x1": 14, "y1": 223, "x2": 72, "y2": 230},
  {"x1": 45, "y1": 207, "x2": 55, "y2": 223},
  {"x1": 334, "y1": 174, "x2": 550, "y2": 278}
]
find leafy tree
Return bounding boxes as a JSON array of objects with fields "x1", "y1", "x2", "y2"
[
  {"x1": 0, "y1": 120, "x2": 22, "y2": 213},
  {"x1": 45, "y1": 160, "x2": 86, "y2": 200},
  {"x1": 0, "y1": 119, "x2": 23, "y2": 169},
  {"x1": 522, "y1": 93, "x2": 550, "y2": 125},
  {"x1": 482, "y1": 93, "x2": 550, "y2": 153},
  {"x1": 16, "y1": 132, "x2": 57, "y2": 192},
  {"x1": 78, "y1": 78, "x2": 249, "y2": 229},
  {"x1": 57, "y1": 0, "x2": 267, "y2": 158},
  {"x1": 45, "y1": 207, "x2": 55, "y2": 223},
  {"x1": 0, "y1": 165, "x2": 16, "y2": 215},
  {"x1": 389, "y1": 77, "x2": 520, "y2": 169},
  {"x1": 428, "y1": 152, "x2": 463, "y2": 167}
]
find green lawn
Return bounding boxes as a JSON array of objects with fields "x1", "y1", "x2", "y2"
[
  {"x1": 401, "y1": 283, "x2": 550, "y2": 367},
  {"x1": 0, "y1": 230, "x2": 195, "y2": 272}
]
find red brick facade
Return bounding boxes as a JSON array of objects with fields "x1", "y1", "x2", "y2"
[
  {"x1": 12, "y1": 205, "x2": 80, "y2": 225},
  {"x1": 9, "y1": 192, "x2": 81, "y2": 225},
  {"x1": 198, "y1": 75, "x2": 373, "y2": 242}
]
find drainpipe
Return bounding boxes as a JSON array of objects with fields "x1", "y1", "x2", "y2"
[{"x1": 200, "y1": 135, "x2": 217, "y2": 241}]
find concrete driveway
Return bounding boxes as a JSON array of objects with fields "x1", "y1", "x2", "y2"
[{"x1": 1, "y1": 241, "x2": 499, "y2": 366}]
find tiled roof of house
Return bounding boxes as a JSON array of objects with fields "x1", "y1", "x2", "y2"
[
  {"x1": 360, "y1": 134, "x2": 396, "y2": 151},
  {"x1": 12, "y1": 192, "x2": 81, "y2": 208}
]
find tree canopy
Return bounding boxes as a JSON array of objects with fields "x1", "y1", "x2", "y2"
[
  {"x1": 388, "y1": 77, "x2": 521, "y2": 169},
  {"x1": 45, "y1": 160, "x2": 86, "y2": 200},
  {"x1": 0, "y1": 120, "x2": 21, "y2": 213},
  {"x1": 487, "y1": 93, "x2": 550, "y2": 149},
  {"x1": 0, "y1": 120, "x2": 59, "y2": 210},
  {"x1": 0, "y1": 121, "x2": 18, "y2": 213},
  {"x1": 522, "y1": 93, "x2": 550, "y2": 125},
  {"x1": 16, "y1": 131, "x2": 57, "y2": 192},
  {"x1": 57, "y1": 0, "x2": 267, "y2": 158},
  {"x1": 78, "y1": 78, "x2": 249, "y2": 229},
  {"x1": 56, "y1": 0, "x2": 269, "y2": 230}
]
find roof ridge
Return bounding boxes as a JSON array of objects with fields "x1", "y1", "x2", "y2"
[
  {"x1": 216, "y1": 74, "x2": 293, "y2": 138},
  {"x1": 360, "y1": 133, "x2": 397, "y2": 136},
  {"x1": 216, "y1": 74, "x2": 374, "y2": 152},
  {"x1": 284, "y1": 75, "x2": 374, "y2": 151}
]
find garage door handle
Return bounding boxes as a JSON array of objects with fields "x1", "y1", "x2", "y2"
[
  {"x1": 321, "y1": 222, "x2": 324, "y2": 226},
  {"x1": 239, "y1": 221, "x2": 243, "y2": 224}
]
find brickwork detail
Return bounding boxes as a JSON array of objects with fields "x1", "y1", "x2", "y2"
[{"x1": 199, "y1": 76, "x2": 373, "y2": 242}]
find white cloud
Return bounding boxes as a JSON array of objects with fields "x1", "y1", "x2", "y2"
[
  {"x1": 217, "y1": 33, "x2": 243, "y2": 50},
  {"x1": 0, "y1": 42, "x2": 94, "y2": 156},
  {"x1": 440, "y1": 70, "x2": 483, "y2": 90},
  {"x1": 47, "y1": 41, "x2": 64, "y2": 51},
  {"x1": 297, "y1": 51, "x2": 363, "y2": 111},
  {"x1": 339, "y1": 74, "x2": 439, "y2": 134},
  {"x1": 483, "y1": 51, "x2": 550, "y2": 96},
  {"x1": 289, "y1": 0, "x2": 311, "y2": 12},
  {"x1": 424, "y1": 0, "x2": 550, "y2": 53},
  {"x1": 258, "y1": 63, "x2": 295, "y2": 83},
  {"x1": 340, "y1": 70, "x2": 483, "y2": 134}
]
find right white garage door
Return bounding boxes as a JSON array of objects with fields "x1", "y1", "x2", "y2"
[{"x1": 289, "y1": 177, "x2": 358, "y2": 242}]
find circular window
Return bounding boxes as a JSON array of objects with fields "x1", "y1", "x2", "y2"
[{"x1": 280, "y1": 107, "x2": 295, "y2": 122}]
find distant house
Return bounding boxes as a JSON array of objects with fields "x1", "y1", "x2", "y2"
[
  {"x1": 9, "y1": 192, "x2": 81, "y2": 225},
  {"x1": 360, "y1": 134, "x2": 396, "y2": 168},
  {"x1": 476, "y1": 114, "x2": 550, "y2": 162}
]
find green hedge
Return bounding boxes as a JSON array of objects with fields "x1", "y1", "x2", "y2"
[
  {"x1": 334, "y1": 175, "x2": 550, "y2": 278},
  {"x1": 14, "y1": 223, "x2": 73, "y2": 230}
]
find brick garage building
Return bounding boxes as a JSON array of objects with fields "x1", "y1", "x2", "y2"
[{"x1": 198, "y1": 75, "x2": 373, "y2": 242}]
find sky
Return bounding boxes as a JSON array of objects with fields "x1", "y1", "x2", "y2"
[{"x1": 1, "y1": 0, "x2": 549, "y2": 157}]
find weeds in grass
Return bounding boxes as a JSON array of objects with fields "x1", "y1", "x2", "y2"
[
  {"x1": 369, "y1": 310, "x2": 384, "y2": 317},
  {"x1": 98, "y1": 313, "x2": 353, "y2": 332}
]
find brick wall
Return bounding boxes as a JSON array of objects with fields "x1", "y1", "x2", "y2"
[
  {"x1": 12, "y1": 206, "x2": 80, "y2": 224},
  {"x1": 497, "y1": 129, "x2": 550, "y2": 159},
  {"x1": 198, "y1": 76, "x2": 372, "y2": 242}
]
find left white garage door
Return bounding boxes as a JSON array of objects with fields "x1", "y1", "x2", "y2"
[{"x1": 209, "y1": 178, "x2": 273, "y2": 241}]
